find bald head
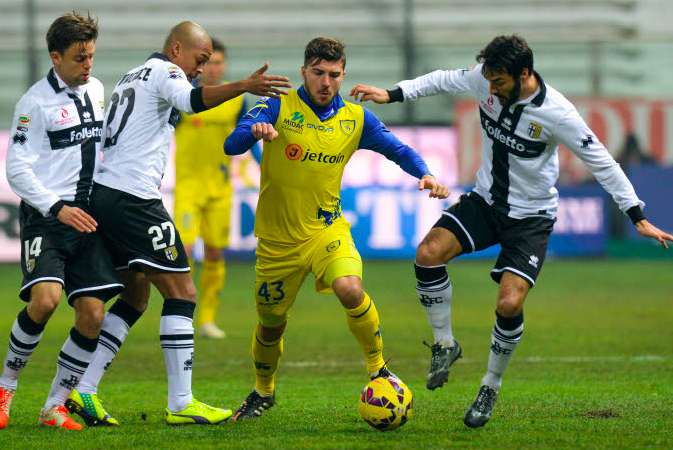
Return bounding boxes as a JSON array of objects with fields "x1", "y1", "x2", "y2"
[
  {"x1": 163, "y1": 21, "x2": 211, "y2": 53},
  {"x1": 162, "y1": 21, "x2": 213, "y2": 81}
]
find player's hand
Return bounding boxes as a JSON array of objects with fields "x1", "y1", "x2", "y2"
[
  {"x1": 57, "y1": 205, "x2": 97, "y2": 233},
  {"x1": 635, "y1": 219, "x2": 673, "y2": 249},
  {"x1": 418, "y1": 175, "x2": 449, "y2": 199},
  {"x1": 244, "y1": 63, "x2": 292, "y2": 99},
  {"x1": 349, "y1": 84, "x2": 390, "y2": 104},
  {"x1": 251, "y1": 122, "x2": 278, "y2": 142}
]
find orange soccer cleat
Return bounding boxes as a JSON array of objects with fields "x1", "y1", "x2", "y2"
[
  {"x1": 0, "y1": 386, "x2": 15, "y2": 429},
  {"x1": 39, "y1": 405, "x2": 83, "y2": 430}
]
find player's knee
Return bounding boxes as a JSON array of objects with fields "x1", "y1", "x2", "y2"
[
  {"x1": 496, "y1": 287, "x2": 527, "y2": 317},
  {"x1": 416, "y1": 236, "x2": 453, "y2": 266},
  {"x1": 333, "y1": 277, "x2": 364, "y2": 309},
  {"x1": 259, "y1": 321, "x2": 287, "y2": 342},
  {"x1": 29, "y1": 291, "x2": 61, "y2": 319}
]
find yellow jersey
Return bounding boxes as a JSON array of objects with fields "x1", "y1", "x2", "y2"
[
  {"x1": 255, "y1": 89, "x2": 364, "y2": 244},
  {"x1": 174, "y1": 92, "x2": 246, "y2": 186}
]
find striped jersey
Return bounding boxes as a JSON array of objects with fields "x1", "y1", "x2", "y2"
[
  {"x1": 6, "y1": 68, "x2": 105, "y2": 216},
  {"x1": 397, "y1": 64, "x2": 644, "y2": 219}
]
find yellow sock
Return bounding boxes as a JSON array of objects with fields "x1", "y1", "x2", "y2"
[
  {"x1": 197, "y1": 258, "x2": 225, "y2": 326},
  {"x1": 345, "y1": 292, "x2": 385, "y2": 376},
  {"x1": 252, "y1": 324, "x2": 283, "y2": 396}
]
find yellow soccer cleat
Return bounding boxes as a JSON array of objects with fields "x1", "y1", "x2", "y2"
[
  {"x1": 165, "y1": 399, "x2": 232, "y2": 425},
  {"x1": 66, "y1": 389, "x2": 119, "y2": 426}
]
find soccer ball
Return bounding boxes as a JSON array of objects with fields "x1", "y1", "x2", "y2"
[{"x1": 358, "y1": 376, "x2": 413, "y2": 431}]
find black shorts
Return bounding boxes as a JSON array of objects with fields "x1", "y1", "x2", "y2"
[
  {"x1": 434, "y1": 192, "x2": 555, "y2": 287},
  {"x1": 18, "y1": 202, "x2": 124, "y2": 304},
  {"x1": 90, "y1": 183, "x2": 190, "y2": 273}
]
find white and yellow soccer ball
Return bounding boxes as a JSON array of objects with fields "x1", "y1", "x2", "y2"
[{"x1": 359, "y1": 376, "x2": 413, "y2": 431}]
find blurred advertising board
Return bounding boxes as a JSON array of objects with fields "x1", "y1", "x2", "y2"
[{"x1": 0, "y1": 127, "x2": 605, "y2": 262}]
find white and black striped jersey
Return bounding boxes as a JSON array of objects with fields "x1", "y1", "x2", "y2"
[
  {"x1": 6, "y1": 69, "x2": 105, "y2": 216},
  {"x1": 95, "y1": 53, "x2": 204, "y2": 199},
  {"x1": 396, "y1": 64, "x2": 644, "y2": 219}
]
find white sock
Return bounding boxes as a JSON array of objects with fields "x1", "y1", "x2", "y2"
[
  {"x1": 160, "y1": 299, "x2": 195, "y2": 412},
  {"x1": 77, "y1": 299, "x2": 142, "y2": 394},
  {"x1": 44, "y1": 328, "x2": 97, "y2": 410},
  {"x1": 415, "y1": 263, "x2": 454, "y2": 347},
  {"x1": 481, "y1": 312, "x2": 524, "y2": 391},
  {"x1": 0, "y1": 308, "x2": 45, "y2": 391}
]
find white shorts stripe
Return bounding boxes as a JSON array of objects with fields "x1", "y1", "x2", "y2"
[
  {"x1": 20, "y1": 277, "x2": 65, "y2": 295},
  {"x1": 67, "y1": 283, "x2": 125, "y2": 301},
  {"x1": 491, "y1": 267, "x2": 536, "y2": 286},
  {"x1": 127, "y1": 258, "x2": 190, "y2": 273}
]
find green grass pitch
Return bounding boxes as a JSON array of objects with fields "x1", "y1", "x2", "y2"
[{"x1": 0, "y1": 259, "x2": 671, "y2": 449}]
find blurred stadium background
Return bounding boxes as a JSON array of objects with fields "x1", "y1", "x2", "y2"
[{"x1": 0, "y1": 0, "x2": 673, "y2": 262}]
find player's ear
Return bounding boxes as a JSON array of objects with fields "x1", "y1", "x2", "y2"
[{"x1": 49, "y1": 51, "x2": 61, "y2": 67}]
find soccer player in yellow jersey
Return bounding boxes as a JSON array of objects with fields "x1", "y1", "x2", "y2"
[
  {"x1": 224, "y1": 37, "x2": 449, "y2": 420},
  {"x1": 174, "y1": 38, "x2": 262, "y2": 339}
]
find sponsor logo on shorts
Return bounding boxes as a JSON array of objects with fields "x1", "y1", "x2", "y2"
[
  {"x1": 165, "y1": 246, "x2": 178, "y2": 261},
  {"x1": 528, "y1": 254, "x2": 539, "y2": 268},
  {"x1": 26, "y1": 258, "x2": 36, "y2": 273},
  {"x1": 326, "y1": 240, "x2": 341, "y2": 252}
]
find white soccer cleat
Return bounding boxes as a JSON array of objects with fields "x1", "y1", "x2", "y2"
[{"x1": 199, "y1": 323, "x2": 226, "y2": 339}]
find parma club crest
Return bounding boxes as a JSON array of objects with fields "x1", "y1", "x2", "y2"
[
  {"x1": 340, "y1": 119, "x2": 355, "y2": 135},
  {"x1": 26, "y1": 258, "x2": 36, "y2": 274},
  {"x1": 527, "y1": 121, "x2": 543, "y2": 139},
  {"x1": 165, "y1": 246, "x2": 178, "y2": 261}
]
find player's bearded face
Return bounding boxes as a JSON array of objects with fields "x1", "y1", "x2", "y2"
[
  {"x1": 50, "y1": 40, "x2": 95, "y2": 87},
  {"x1": 484, "y1": 69, "x2": 520, "y2": 106},
  {"x1": 301, "y1": 59, "x2": 345, "y2": 107}
]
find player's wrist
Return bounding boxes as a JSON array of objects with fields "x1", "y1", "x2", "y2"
[
  {"x1": 386, "y1": 87, "x2": 404, "y2": 103},
  {"x1": 49, "y1": 200, "x2": 65, "y2": 217},
  {"x1": 626, "y1": 205, "x2": 646, "y2": 225}
]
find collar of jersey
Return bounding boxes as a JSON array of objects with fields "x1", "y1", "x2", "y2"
[
  {"x1": 297, "y1": 85, "x2": 345, "y2": 122},
  {"x1": 147, "y1": 52, "x2": 170, "y2": 62},
  {"x1": 47, "y1": 68, "x2": 85, "y2": 96}
]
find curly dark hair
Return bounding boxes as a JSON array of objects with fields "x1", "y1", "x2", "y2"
[
  {"x1": 304, "y1": 37, "x2": 346, "y2": 68},
  {"x1": 46, "y1": 11, "x2": 98, "y2": 54},
  {"x1": 476, "y1": 35, "x2": 533, "y2": 78}
]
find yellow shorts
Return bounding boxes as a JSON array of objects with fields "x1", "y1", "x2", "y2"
[
  {"x1": 255, "y1": 219, "x2": 362, "y2": 327},
  {"x1": 173, "y1": 179, "x2": 233, "y2": 248}
]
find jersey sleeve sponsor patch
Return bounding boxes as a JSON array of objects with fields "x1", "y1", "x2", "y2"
[{"x1": 246, "y1": 100, "x2": 269, "y2": 119}]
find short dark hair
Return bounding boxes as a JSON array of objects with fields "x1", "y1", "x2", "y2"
[
  {"x1": 304, "y1": 37, "x2": 346, "y2": 68},
  {"x1": 477, "y1": 35, "x2": 533, "y2": 78},
  {"x1": 46, "y1": 11, "x2": 98, "y2": 54},
  {"x1": 211, "y1": 37, "x2": 227, "y2": 56}
]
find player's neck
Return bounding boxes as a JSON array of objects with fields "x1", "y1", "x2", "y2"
[{"x1": 518, "y1": 73, "x2": 539, "y2": 102}]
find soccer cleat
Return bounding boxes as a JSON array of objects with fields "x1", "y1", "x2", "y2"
[
  {"x1": 369, "y1": 365, "x2": 398, "y2": 381},
  {"x1": 39, "y1": 405, "x2": 83, "y2": 430},
  {"x1": 424, "y1": 339, "x2": 463, "y2": 390},
  {"x1": 231, "y1": 390, "x2": 275, "y2": 421},
  {"x1": 165, "y1": 399, "x2": 232, "y2": 425},
  {"x1": 0, "y1": 386, "x2": 15, "y2": 429},
  {"x1": 199, "y1": 322, "x2": 226, "y2": 339},
  {"x1": 464, "y1": 385, "x2": 498, "y2": 428},
  {"x1": 65, "y1": 389, "x2": 119, "y2": 426}
]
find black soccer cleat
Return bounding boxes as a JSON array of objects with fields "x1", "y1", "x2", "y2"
[
  {"x1": 370, "y1": 365, "x2": 398, "y2": 381},
  {"x1": 424, "y1": 340, "x2": 462, "y2": 390},
  {"x1": 464, "y1": 385, "x2": 498, "y2": 428},
  {"x1": 231, "y1": 390, "x2": 275, "y2": 421}
]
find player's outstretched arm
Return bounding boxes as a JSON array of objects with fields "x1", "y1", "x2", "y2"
[
  {"x1": 634, "y1": 220, "x2": 673, "y2": 249},
  {"x1": 350, "y1": 84, "x2": 390, "y2": 104},
  {"x1": 202, "y1": 63, "x2": 291, "y2": 108}
]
